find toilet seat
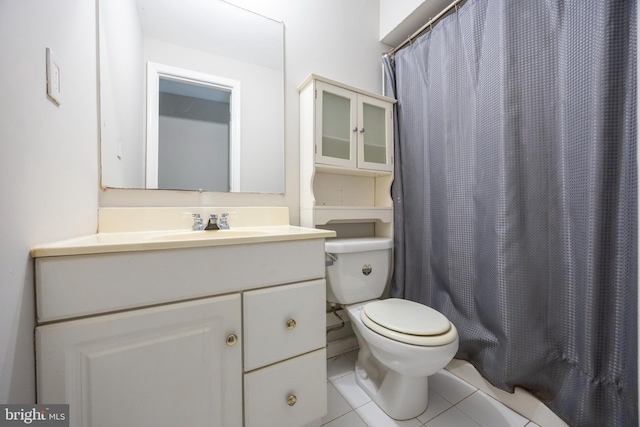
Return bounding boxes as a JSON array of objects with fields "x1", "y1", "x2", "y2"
[{"x1": 361, "y1": 299, "x2": 458, "y2": 346}]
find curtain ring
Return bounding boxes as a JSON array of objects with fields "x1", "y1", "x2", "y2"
[{"x1": 455, "y1": 4, "x2": 459, "y2": 12}]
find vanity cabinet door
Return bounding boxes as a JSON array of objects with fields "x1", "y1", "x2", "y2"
[{"x1": 36, "y1": 294, "x2": 242, "y2": 427}]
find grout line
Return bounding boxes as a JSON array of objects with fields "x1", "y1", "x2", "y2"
[{"x1": 326, "y1": 361, "x2": 534, "y2": 427}]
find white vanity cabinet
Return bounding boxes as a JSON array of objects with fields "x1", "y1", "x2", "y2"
[
  {"x1": 36, "y1": 295, "x2": 243, "y2": 427},
  {"x1": 34, "y1": 236, "x2": 330, "y2": 427},
  {"x1": 299, "y1": 75, "x2": 396, "y2": 236}
]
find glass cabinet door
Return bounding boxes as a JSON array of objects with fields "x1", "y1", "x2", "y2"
[
  {"x1": 357, "y1": 95, "x2": 393, "y2": 171},
  {"x1": 315, "y1": 82, "x2": 357, "y2": 168}
]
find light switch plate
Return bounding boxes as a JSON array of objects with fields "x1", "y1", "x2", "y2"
[{"x1": 46, "y1": 48, "x2": 62, "y2": 105}]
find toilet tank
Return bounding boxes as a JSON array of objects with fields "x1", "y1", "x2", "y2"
[{"x1": 325, "y1": 237, "x2": 393, "y2": 304}]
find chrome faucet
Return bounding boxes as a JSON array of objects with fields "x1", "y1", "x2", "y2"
[
  {"x1": 192, "y1": 213, "x2": 204, "y2": 231},
  {"x1": 219, "y1": 213, "x2": 230, "y2": 229},
  {"x1": 205, "y1": 213, "x2": 220, "y2": 230}
]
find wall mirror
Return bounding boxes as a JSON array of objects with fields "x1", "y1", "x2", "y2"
[{"x1": 98, "y1": 0, "x2": 285, "y2": 193}]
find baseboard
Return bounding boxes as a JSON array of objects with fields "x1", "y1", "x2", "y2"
[{"x1": 445, "y1": 359, "x2": 569, "y2": 427}]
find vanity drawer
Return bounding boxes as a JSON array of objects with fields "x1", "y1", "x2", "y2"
[
  {"x1": 243, "y1": 279, "x2": 325, "y2": 371},
  {"x1": 244, "y1": 348, "x2": 326, "y2": 427},
  {"x1": 36, "y1": 239, "x2": 326, "y2": 323}
]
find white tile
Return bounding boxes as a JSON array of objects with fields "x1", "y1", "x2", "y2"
[
  {"x1": 445, "y1": 360, "x2": 488, "y2": 390},
  {"x1": 429, "y1": 369, "x2": 477, "y2": 404},
  {"x1": 322, "y1": 382, "x2": 353, "y2": 425},
  {"x1": 525, "y1": 423, "x2": 541, "y2": 427},
  {"x1": 425, "y1": 407, "x2": 482, "y2": 427},
  {"x1": 355, "y1": 401, "x2": 423, "y2": 427},
  {"x1": 445, "y1": 361, "x2": 568, "y2": 427},
  {"x1": 322, "y1": 411, "x2": 368, "y2": 427},
  {"x1": 522, "y1": 395, "x2": 570, "y2": 427},
  {"x1": 327, "y1": 355, "x2": 355, "y2": 381},
  {"x1": 457, "y1": 391, "x2": 529, "y2": 427},
  {"x1": 331, "y1": 372, "x2": 372, "y2": 409},
  {"x1": 416, "y1": 390, "x2": 453, "y2": 424}
]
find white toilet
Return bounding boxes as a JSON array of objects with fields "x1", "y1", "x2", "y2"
[{"x1": 325, "y1": 237, "x2": 459, "y2": 420}]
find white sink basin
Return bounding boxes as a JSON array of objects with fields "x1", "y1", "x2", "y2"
[{"x1": 151, "y1": 230, "x2": 271, "y2": 241}]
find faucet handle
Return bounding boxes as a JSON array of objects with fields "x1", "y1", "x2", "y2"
[
  {"x1": 219, "y1": 212, "x2": 230, "y2": 229},
  {"x1": 192, "y1": 213, "x2": 204, "y2": 231}
]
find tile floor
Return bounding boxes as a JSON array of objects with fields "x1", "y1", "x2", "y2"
[{"x1": 323, "y1": 351, "x2": 539, "y2": 427}]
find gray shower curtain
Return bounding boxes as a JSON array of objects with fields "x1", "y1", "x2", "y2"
[{"x1": 383, "y1": 1, "x2": 636, "y2": 426}]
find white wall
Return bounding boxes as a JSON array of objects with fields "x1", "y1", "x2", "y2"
[
  {"x1": 379, "y1": 0, "x2": 453, "y2": 46},
  {"x1": 99, "y1": 0, "x2": 393, "y2": 226},
  {"x1": 379, "y1": 0, "x2": 425, "y2": 39},
  {"x1": 0, "y1": 0, "x2": 99, "y2": 403}
]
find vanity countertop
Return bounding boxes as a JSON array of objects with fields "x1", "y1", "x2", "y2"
[
  {"x1": 30, "y1": 207, "x2": 336, "y2": 258},
  {"x1": 30, "y1": 226, "x2": 335, "y2": 258}
]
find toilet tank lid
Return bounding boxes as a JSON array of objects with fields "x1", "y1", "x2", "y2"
[{"x1": 325, "y1": 237, "x2": 393, "y2": 253}]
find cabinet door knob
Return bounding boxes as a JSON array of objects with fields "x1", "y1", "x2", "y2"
[
  {"x1": 226, "y1": 334, "x2": 238, "y2": 346},
  {"x1": 286, "y1": 319, "x2": 297, "y2": 330},
  {"x1": 359, "y1": 128, "x2": 365, "y2": 133},
  {"x1": 287, "y1": 395, "x2": 297, "y2": 406},
  {"x1": 352, "y1": 127, "x2": 358, "y2": 133}
]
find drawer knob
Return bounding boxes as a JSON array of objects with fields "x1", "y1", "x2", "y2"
[
  {"x1": 287, "y1": 395, "x2": 297, "y2": 406},
  {"x1": 226, "y1": 334, "x2": 238, "y2": 346},
  {"x1": 286, "y1": 319, "x2": 297, "y2": 330}
]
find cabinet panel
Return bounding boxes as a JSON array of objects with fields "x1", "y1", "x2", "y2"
[
  {"x1": 244, "y1": 349, "x2": 327, "y2": 427},
  {"x1": 313, "y1": 172, "x2": 375, "y2": 207},
  {"x1": 358, "y1": 95, "x2": 393, "y2": 171},
  {"x1": 243, "y1": 280, "x2": 325, "y2": 371},
  {"x1": 315, "y1": 81, "x2": 358, "y2": 168},
  {"x1": 36, "y1": 295, "x2": 242, "y2": 427}
]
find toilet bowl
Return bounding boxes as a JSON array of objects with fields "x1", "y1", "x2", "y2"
[
  {"x1": 345, "y1": 300, "x2": 458, "y2": 419},
  {"x1": 325, "y1": 238, "x2": 459, "y2": 420}
]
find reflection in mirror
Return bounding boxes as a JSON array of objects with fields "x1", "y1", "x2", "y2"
[
  {"x1": 146, "y1": 63, "x2": 241, "y2": 192},
  {"x1": 98, "y1": 0, "x2": 284, "y2": 193}
]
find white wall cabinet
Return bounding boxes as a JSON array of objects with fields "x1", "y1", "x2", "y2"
[
  {"x1": 35, "y1": 239, "x2": 328, "y2": 427},
  {"x1": 299, "y1": 75, "x2": 396, "y2": 235},
  {"x1": 311, "y1": 79, "x2": 393, "y2": 172}
]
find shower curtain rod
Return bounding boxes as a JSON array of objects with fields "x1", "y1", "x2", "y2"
[{"x1": 385, "y1": 0, "x2": 465, "y2": 57}]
